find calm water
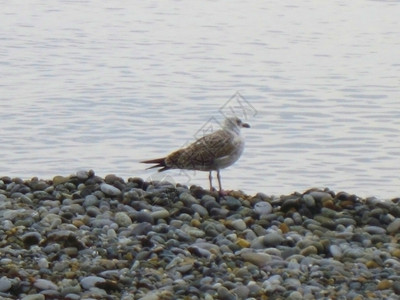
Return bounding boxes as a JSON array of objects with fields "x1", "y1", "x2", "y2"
[{"x1": 1, "y1": 0, "x2": 399, "y2": 199}]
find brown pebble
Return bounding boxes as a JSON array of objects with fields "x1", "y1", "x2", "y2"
[
  {"x1": 65, "y1": 271, "x2": 76, "y2": 279},
  {"x1": 366, "y1": 260, "x2": 380, "y2": 268},
  {"x1": 392, "y1": 249, "x2": 400, "y2": 258},
  {"x1": 300, "y1": 245, "x2": 318, "y2": 256},
  {"x1": 72, "y1": 219, "x2": 85, "y2": 228},
  {"x1": 339, "y1": 200, "x2": 354, "y2": 209},
  {"x1": 377, "y1": 279, "x2": 392, "y2": 290},
  {"x1": 279, "y1": 223, "x2": 289, "y2": 234},
  {"x1": 236, "y1": 238, "x2": 250, "y2": 248},
  {"x1": 322, "y1": 199, "x2": 336, "y2": 210},
  {"x1": 191, "y1": 219, "x2": 201, "y2": 228}
]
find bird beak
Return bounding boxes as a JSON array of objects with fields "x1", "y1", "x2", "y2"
[{"x1": 242, "y1": 122, "x2": 250, "y2": 128}]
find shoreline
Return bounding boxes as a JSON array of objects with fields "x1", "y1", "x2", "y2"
[{"x1": 1, "y1": 171, "x2": 400, "y2": 299}]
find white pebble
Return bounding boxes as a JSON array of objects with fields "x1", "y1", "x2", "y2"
[
  {"x1": 254, "y1": 201, "x2": 272, "y2": 216},
  {"x1": 329, "y1": 245, "x2": 343, "y2": 259},
  {"x1": 34, "y1": 278, "x2": 58, "y2": 290},
  {"x1": 80, "y1": 276, "x2": 106, "y2": 290},
  {"x1": 37, "y1": 257, "x2": 49, "y2": 269}
]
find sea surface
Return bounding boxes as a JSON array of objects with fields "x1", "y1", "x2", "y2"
[{"x1": 1, "y1": 0, "x2": 399, "y2": 199}]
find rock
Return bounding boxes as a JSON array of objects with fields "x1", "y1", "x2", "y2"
[
  {"x1": 100, "y1": 183, "x2": 121, "y2": 196},
  {"x1": 0, "y1": 276, "x2": 12, "y2": 292},
  {"x1": 192, "y1": 204, "x2": 209, "y2": 217},
  {"x1": 80, "y1": 276, "x2": 106, "y2": 290},
  {"x1": 115, "y1": 212, "x2": 132, "y2": 227},
  {"x1": 329, "y1": 245, "x2": 343, "y2": 259},
  {"x1": 364, "y1": 225, "x2": 386, "y2": 235},
  {"x1": 387, "y1": 218, "x2": 400, "y2": 234},
  {"x1": 150, "y1": 208, "x2": 170, "y2": 219},
  {"x1": 217, "y1": 286, "x2": 236, "y2": 300},
  {"x1": 300, "y1": 245, "x2": 318, "y2": 256},
  {"x1": 241, "y1": 252, "x2": 271, "y2": 267},
  {"x1": 230, "y1": 219, "x2": 247, "y2": 231},
  {"x1": 263, "y1": 232, "x2": 285, "y2": 247},
  {"x1": 34, "y1": 279, "x2": 58, "y2": 290},
  {"x1": 21, "y1": 295, "x2": 45, "y2": 300},
  {"x1": 225, "y1": 196, "x2": 242, "y2": 210},
  {"x1": 254, "y1": 201, "x2": 272, "y2": 216},
  {"x1": 53, "y1": 175, "x2": 70, "y2": 186}
]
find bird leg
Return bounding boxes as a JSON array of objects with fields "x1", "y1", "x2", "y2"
[
  {"x1": 217, "y1": 170, "x2": 222, "y2": 192},
  {"x1": 208, "y1": 171, "x2": 213, "y2": 191}
]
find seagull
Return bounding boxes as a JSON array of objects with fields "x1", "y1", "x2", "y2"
[{"x1": 141, "y1": 117, "x2": 250, "y2": 192}]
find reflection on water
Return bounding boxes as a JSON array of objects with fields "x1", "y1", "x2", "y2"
[{"x1": 1, "y1": 0, "x2": 399, "y2": 198}]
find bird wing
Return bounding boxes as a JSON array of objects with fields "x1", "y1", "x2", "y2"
[{"x1": 165, "y1": 129, "x2": 239, "y2": 170}]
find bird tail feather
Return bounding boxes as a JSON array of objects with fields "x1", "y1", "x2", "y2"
[{"x1": 141, "y1": 158, "x2": 170, "y2": 172}]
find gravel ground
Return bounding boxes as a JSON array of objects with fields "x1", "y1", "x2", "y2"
[{"x1": 1, "y1": 170, "x2": 400, "y2": 300}]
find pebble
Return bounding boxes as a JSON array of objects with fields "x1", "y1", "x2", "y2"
[
  {"x1": 1, "y1": 172, "x2": 399, "y2": 299},
  {"x1": 114, "y1": 212, "x2": 132, "y2": 227},
  {"x1": 150, "y1": 208, "x2": 170, "y2": 219},
  {"x1": 241, "y1": 252, "x2": 271, "y2": 267},
  {"x1": 254, "y1": 201, "x2": 272, "y2": 216},
  {"x1": 21, "y1": 295, "x2": 45, "y2": 300},
  {"x1": 230, "y1": 219, "x2": 247, "y2": 231},
  {"x1": 100, "y1": 183, "x2": 121, "y2": 196},
  {"x1": 329, "y1": 245, "x2": 343, "y2": 259},
  {"x1": 0, "y1": 276, "x2": 12, "y2": 292},
  {"x1": 80, "y1": 276, "x2": 106, "y2": 290},
  {"x1": 34, "y1": 279, "x2": 58, "y2": 290},
  {"x1": 263, "y1": 232, "x2": 285, "y2": 247},
  {"x1": 387, "y1": 218, "x2": 400, "y2": 234}
]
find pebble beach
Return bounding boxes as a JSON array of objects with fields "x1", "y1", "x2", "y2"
[{"x1": 1, "y1": 170, "x2": 400, "y2": 300}]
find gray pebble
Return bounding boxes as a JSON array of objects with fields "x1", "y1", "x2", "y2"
[
  {"x1": 131, "y1": 222, "x2": 153, "y2": 235},
  {"x1": 80, "y1": 276, "x2": 106, "y2": 290},
  {"x1": 0, "y1": 276, "x2": 12, "y2": 292},
  {"x1": 83, "y1": 194, "x2": 99, "y2": 207},
  {"x1": 387, "y1": 218, "x2": 400, "y2": 234},
  {"x1": 225, "y1": 196, "x2": 242, "y2": 210},
  {"x1": 230, "y1": 219, "x2": 247, "y2": 231},
  {"x1": 100, "y1": 183, "x2": 121, "y2": 196},
  {"x1": 21, "y1": 295, "x2": 45, "y2": 300},
  {"x1": 217, "y1": 286, "x2": 236, "y2": 300},
  {"x1": 115, "y1": 212, "x2": 132, "y2": 227},
  {"x1": 135, "y1": 211, "x2": 154, "y2": 224},
  {"x1": 150, "y1": 208, "x2": 170, "y2": 219},
  {"x1": 364, "y1": 225, "x2": 386, "y2": 235},
  {"x1": 263, "y1": 232, "x2": 285, "y2": 247},
  {"x1": 302, "y1": 194, "x2": 316, "y2": 208},
  {"x1": 192, "y1": 204, "x2": 209, "y2": 217},
  {"x1": 241, "y1": 252, "x2": 271, "y2": 267},
  {"x1": 329, "y1": 245, "x2": 343, "y2": 259}
]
